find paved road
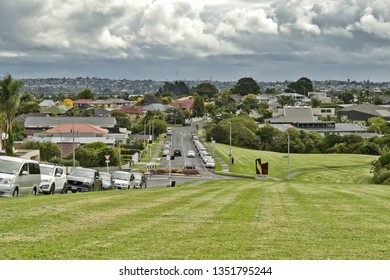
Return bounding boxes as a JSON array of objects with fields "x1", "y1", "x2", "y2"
[{"x1": 146, "y1": 124, "x2": 235, "y2": 188}]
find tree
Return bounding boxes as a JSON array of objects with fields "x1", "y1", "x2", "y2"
[
  {"x1": 111, "y1": 111, "x2": 132, "y2": 129},
  {"x1": 287, "y1": 77, "x2": 313, "y2": 95},
  {"x1": 277, "y1": 95, "x2": 294, "y2": 107},
  {"x1": 242, "y1": 94, "x2": 259, "y2": 113},
  {"x1": 63, "y1": 98, "x2": 74, "y2": 106},
  {"x1": 310, "y1": 98, "x2": 322, "y2": 108},
  {"x1": 76, "y1": 88, "x2": 94, "y2": 99},
  {"x1": 192, "y1": 95, "x2": 205, "y2": 117},
  {"x1": 232, "y1": 77, "x2": 260, "y2": 96},
  {"x1": 192, "y1": 82, "x2": 218, "y2": 99},
  {"x1": 368, "y1": 117, "x2": 390, "y2": 134},
  {"x1": 0, "y1": 74, "x2": 23, "y2": 155}
]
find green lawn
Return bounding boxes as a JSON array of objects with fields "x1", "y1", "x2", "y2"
[
  {"x1": 1, "y1": 174, "x2": 389, "y2": 259},
  {"x1": 211, "y1": 143, "x2": 377, "y2": 180}
]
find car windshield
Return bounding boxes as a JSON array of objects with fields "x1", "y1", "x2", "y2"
[
  {"x1": 100, "y1": 173, "x2": 111, "y2": 181},
  {"x1": 71, "y1": 169, "x2": 95, "y2": 178},
  {"x1": 112, "y1": 172, "x2": 130, "y2": 180},
  {"x1": 40, "y1": 166, "x2": 55, "y2": 176},
  {"x1": 0, "y1": 160, "x2": 22, "y2": 174}
]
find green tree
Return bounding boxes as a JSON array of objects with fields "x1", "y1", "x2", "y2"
[
  {"x1": 111, "y1": 111, "x2": 132, "y2": 129},
  {"x1": 367, "y1": 117, "x2": 390, "y2": 134},
  {"x1": 76, "y1": 88, "x2": 94, "y2": 99},
  {"x1": 22, "y1": 141, "x2": 60, "y2": 161},
  {"x1": 287, "y1": 77, "x2": 313, "y2": 95},
  {"x1": 337, "y1": 90, "x2": 355, "y2": 104},
  {"x1": 0, "y1": 74, "x2": 23, "y2": 155},
  {"x1": 310, "y1": 98, "x2": 322, "y2": 108},
  {"x1": 277, "y1": 95, "x2": 294, "y2": 107},
  {"x1": 192, "y1": 95, "x2": 205, "y2": 117},
  {"x1": 232, "y1": 77, "x2": 260, "y2": 96},
  {"x1": 192, "y1": 82, "x2": 219, "y2": 99}
]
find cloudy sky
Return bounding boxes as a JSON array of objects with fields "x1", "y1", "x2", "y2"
[{"x1": 1, "y1": 0, "x2": 390, "y2": 82}]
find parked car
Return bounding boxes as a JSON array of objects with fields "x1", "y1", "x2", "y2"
[
  {"x1": 112, "y1": 171, "x2": 134, "y2": 190},
  {"x1": 133, "y1": 172, "x2": 147, "y2": 189},
  {"x1": 67, "y1": 168, "x2": 102, "y2": 193},
  {"x1": 187, "y1": 150, "x2": 195, "y2": 158},
  {"x1": 174, "y1": 149, "x2": 182, "y2": 156},
  {"x1": 205, "y1": 158, "x2": 216, "y2": 168},
  {"x1": 167, "y1": 127, "x2": 172, "y2": 135},
  {"x1": 0, "y1": 156, "x2": 41, "y2": 197},
  {"x1": 162, "y1": 148, "x2": 170, "y2": 156},
  {"x1": 39, "y1": 164, "x2": 67, "y2": 194},
  {"x1": 100, "y1": 172, "x2": 113, "y2": 190}
]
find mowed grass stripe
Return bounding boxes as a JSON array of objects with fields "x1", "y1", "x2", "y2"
[
  {"x1": 1, "y1": 179, "x2": 390, "y2": 259},
  {"x1": 1, "y1": 185, "x2": 240, "y2": 259}
]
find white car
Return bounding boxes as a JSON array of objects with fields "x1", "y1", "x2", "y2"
[
  {"x1": 205, "y1": 158, "x2": 215, "y2": 168},
  {"x1": 187, "y1": 150, "x2": 195, "y2": 158},
  {"x1": 112, "y1": 171, "x2": 134, "y2": 190},
  {"x1": 162, "y1": 148, "x2": 170, "y2": 156},
  {"x1": 39, "y1": 164, "x2": 67, "y2": 194}
]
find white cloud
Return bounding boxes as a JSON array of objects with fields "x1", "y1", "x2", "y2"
[{"x1": 355, "y1": 7, "x2": 390, "y2": 39}]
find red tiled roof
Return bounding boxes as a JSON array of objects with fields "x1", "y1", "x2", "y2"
[
  {"x1": 170, "y1": 97, "x2": 194, "y2": 109},
  {"x1": 73, "y1": 99, "x2": 92, "y2": 104},
  {"x1": 46, "y1": 123, "x2": 108, "y2": 134}
]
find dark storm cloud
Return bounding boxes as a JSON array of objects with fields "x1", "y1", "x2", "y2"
[{"x1": 0, "y1": 0, "x2": 390, "y2": 81}]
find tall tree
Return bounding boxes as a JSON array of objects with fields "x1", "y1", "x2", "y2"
[
  {"x1": 0, "y1": 74, "x2": 23, "y2": 155},
  {"x1": 232, "y1": 77, "x2": 260, "y2": 96},
  {"x1": 192, "y1": 95, "x2": 205, "y2": 117},
  {"x1": 192, "y1": 82, "x2": 219, "y2": 99},
  {"x1": 286, "y1": 77, "x2": 313, "y2": 95}
]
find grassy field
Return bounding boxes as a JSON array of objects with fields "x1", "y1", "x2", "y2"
[
  {"x1": 1, "y1": 164, "x2": 389, "y2": 259},
  {"x1": 211, "y1": 143, "x2": 377, "y2": 180}
]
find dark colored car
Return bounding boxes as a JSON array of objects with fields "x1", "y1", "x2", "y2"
[
  {"x1": 174, "y1": 149, "x2": 182, "y2": 156},
  {"x1": 67, "y1": 168, "x2": 102, "y2": 193}
]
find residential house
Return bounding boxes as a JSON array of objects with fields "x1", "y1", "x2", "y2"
[
  {"x1": 337, "y1": 104, "x2": 390, "y2": 122},
  {"x1": 137, "y1": 95, "x2": 162, "y2": 106},
  {"x1": 113, "y1": 106, "x2": 146, "y2": 120},
  {"x1": 275, "y1": 93, "x2": 310, "y2": 106},
  {"x1": 308, "y1": 92, "x2": 332, "y2": 104},
  {"x1": 73, "y1": 99, "x2": 92, "y2": 109},
  {"x1": 23, "y1": 116, "x2": 117, "y2": 137},
  {"x1": 170, "y1": 96, "x2": 194, "y2": 110},
  {"x1": 266, "y1": 106, "x2": 375, "y2": 137},
  {"x1": 89, "y1": 98, "x2": 133, "y2": 110},
  {"x1": 39, "y1": 99, "x2": 56, "y2": 110},
  {"x1": 143, "y1": 103, "x2": 168, "y2": 112}
]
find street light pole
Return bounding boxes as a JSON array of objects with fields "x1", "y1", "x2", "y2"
[
  {"x1": 72, "y1": 122, "x2": 76, "y2": 169},
  {"x1": 286, "y1": 129, "x2": 290, "y2": 179},
  {"x1": 225, "y1": 119, "x2": 232, "y2": 172}
]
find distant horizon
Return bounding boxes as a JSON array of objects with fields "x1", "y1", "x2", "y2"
[{"x1": 15, "y1": 75, "x2": 390, "y2": 84}]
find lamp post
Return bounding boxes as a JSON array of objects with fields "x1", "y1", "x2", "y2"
[
  {"x1": 224, "y1": 119, "x2": 232, "y2": 172},
  {"x1": 72, "y1": 123, "x2": 76, "y2": 169},
  {"x1": 285, "y1": 127, "x2": 290, "y2": 180}
]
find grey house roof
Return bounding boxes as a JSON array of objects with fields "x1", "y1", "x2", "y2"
[
  {"x1": 338, "y1": 104, "x2": 390, "y2": 120},
  {"x1": 269, "y1": 106, "x2": 315, "y2": 123},
  {"x1": 24, "y1": 116, "x2": 117, "y2": 128}
]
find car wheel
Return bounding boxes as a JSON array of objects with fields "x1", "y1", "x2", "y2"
[
  {"x1": 12, "y1": 188, "x2": 19, "y2": 197},
  {"x1": 62, "y1": 184, "x2": 67, "y2": 194},
  {"x1": 71, "y1": 190, "x2": 77, "y2": 193}
]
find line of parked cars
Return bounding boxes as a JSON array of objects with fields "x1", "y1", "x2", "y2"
[
  {"x1": 192, "y1": 135, "x2": 215, "y2": 169},
  {"x1": 0, "y1": 155, "x2": 147, "y2": 197}
]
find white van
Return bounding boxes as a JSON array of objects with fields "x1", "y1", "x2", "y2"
[{"x1": 0, "y1": 156, "x2": 41, "y2": 197}]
